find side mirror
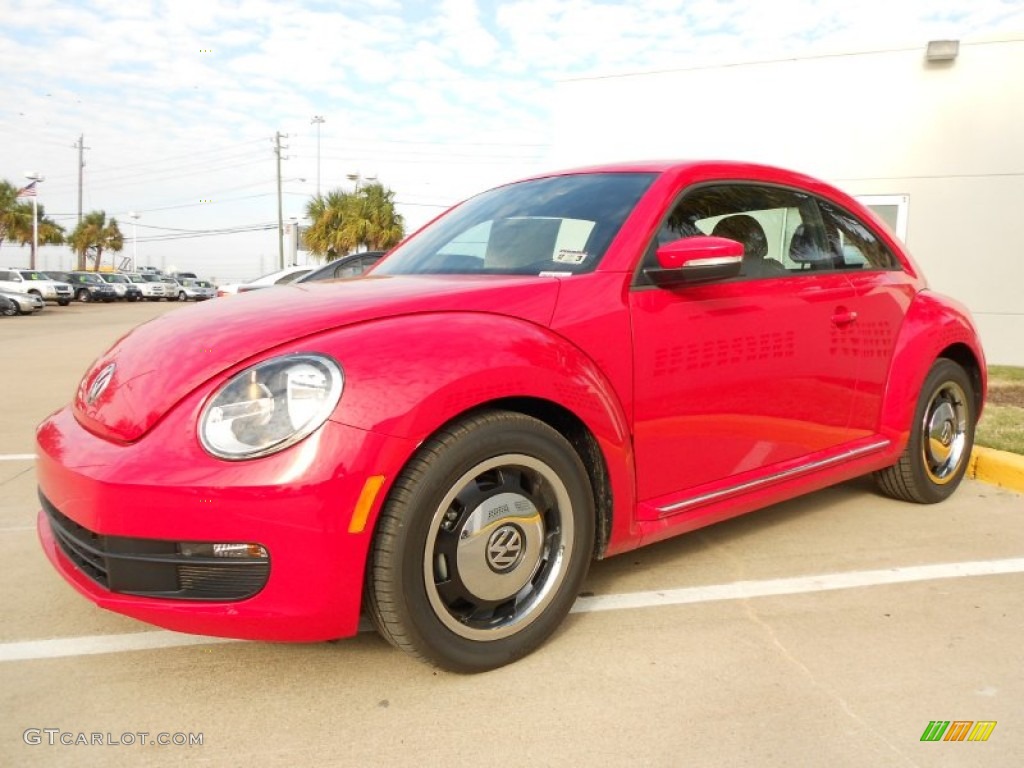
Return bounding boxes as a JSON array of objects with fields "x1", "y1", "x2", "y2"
[{"x1": 644, "y1": 236, "x2": 744, "y2": 287}]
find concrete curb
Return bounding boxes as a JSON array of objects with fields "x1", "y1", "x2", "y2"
[{"x1": 969, "y1": 446, "x2": 1024, "y2": 493}]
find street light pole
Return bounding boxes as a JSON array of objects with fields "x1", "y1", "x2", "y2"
[
  {"x1": 129, "y1": 211, "x2": 140, "y2": 272},
  {"x1": 311, "y1": 115, "x2": 325, "y2": 197},
  {"x1": 23, "y1": 171, "x2": 44, "y2": 270}
]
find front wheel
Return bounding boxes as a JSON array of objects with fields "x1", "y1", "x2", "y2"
[
  {"x1": 875, "y1": 358, "x2": 976, "y2": 503},
  {"x1": 178, "y1": 291, "x2": 187, "y2": 301},
  {"x1": 365, "y1": 411, "x2": 595, "y2": 672},
  {"x1": 75, "y1": 288, "x2": 91, "y2": 303},
  {"x1": 58, "y1": 300, "x2": 70, "y2": 307}
]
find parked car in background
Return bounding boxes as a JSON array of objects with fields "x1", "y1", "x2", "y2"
[
  {"x1": 176, "y1": 278, "x2": 216, "y2": 301},
  {"x1": 216, "y1": 265, "x2": 313, "y2": 296},
  {"x1": 99, "y1": 272, "x2": 143, "y2": 302},
  {"x1": 65, "y1": 272, "x2": 118, "y2": 303},
  {"x1": 0, "y1": 293, "x2": 19, "y2": 316},
  {"x1": 35, "y1": 160, "x2": 986, "y2": 673},
  {"x1": 170, "y1": 271, "x2": 198, "y2": 281},
  {"x1": 131, "y1": 273, "x2": 168, "y2": 301},
  {"x1": 294, "y1": 252, "x2": 386, "y2": 283},
  {"x1": 0, "y1": 269, "x2": 73, "y2": 305},
  {"x1": 0, "y1": 288, "x2": 45, "y2": 314},
  {"x1": 160, "y1": 276, "x2": 183, "y2": 300},
  {"x1": 122, "y1": 273, "x2": 164, "y2": 301}
]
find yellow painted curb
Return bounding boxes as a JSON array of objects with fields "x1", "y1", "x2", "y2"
[{"x1": 969, "y1": 446, "x2": 1024, "y2": 494}]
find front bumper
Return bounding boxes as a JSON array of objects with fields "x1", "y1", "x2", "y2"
[{"x1": 36, "y1": 405, "x2": 412, "y2": 641}]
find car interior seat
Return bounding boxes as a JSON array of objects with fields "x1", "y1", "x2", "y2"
[{"x1": 711, "y1": 214, "x2": 784, "y2": 278}]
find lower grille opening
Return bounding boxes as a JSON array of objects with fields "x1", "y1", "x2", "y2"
[{"x1": 41, "y1": 492, "x2": 270, "y2": 601}]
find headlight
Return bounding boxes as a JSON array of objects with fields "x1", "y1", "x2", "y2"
[{"x1": 199, "y1": 354, "x2": 343, "y2": 460}]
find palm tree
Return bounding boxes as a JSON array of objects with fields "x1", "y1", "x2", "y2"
[
  {"x1": 0, "y1": 181, "x2": 66, "y2": 267},
  {"x1": 304, "y1": 191, "x2": 353, "y2": 259},
  {"x1": 68, "y1": 211, "x2": 124, "y2": 271},
  {"x1": 6, "y1": 202, "x2": 66, "y2": 262},
  {"x1": 355, "y1": 182, "x2": 405, "y2": 251},
  {"x1": 0, "y1": 180, "x2": 24, "y2": 248},
  {"x1": 304, "y1": 182, "x2": 405, "y2": 261}
]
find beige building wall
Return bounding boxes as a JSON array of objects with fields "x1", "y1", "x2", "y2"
[{"x1": 551, "y1": 38, "x2": 1024, "y2": 365}]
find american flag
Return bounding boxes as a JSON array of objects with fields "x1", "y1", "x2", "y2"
[{"x1": 17, "y1": 182, "x2": 37, "y2": 198}]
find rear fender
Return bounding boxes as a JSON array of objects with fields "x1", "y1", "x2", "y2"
[{"x1": 878, "y1": 291, "x2": 986, "y2": 450}]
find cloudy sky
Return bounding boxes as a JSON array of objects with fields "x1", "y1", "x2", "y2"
[{"x1": 1, "y1": 0, "x2": 1021, "y2": 280}]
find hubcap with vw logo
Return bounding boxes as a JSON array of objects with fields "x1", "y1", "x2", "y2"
[
  {"x1": 424, "y1": 454, "x2": 575, "y2": 641},
  {"x1": 922, "y1": 379, "x2": 969, "y2": 484}
]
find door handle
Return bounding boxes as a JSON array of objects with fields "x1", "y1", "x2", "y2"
[{"x1": 832, "y1": 308, "x2": 858, "y2": 326}]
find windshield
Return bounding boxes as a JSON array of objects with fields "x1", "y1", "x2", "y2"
[
  {"x1": 103, "y1": 274, "x2": 128, "y2": 283},
  {"x1": 142, "y1": 274, "x2": 163, "y2": 282},
  {"x1": 373, "y1": 172, "x2": 656, "y2": 276},
  {"x1": 127, "y1": 275, "x2": 146, "y2": 283},
  {"x1": 19, "y1": 271, "x2": 49, "y2": 281}
]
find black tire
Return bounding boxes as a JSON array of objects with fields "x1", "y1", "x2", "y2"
[
  {"x1": 366, "y1": 411, "x2": 595, "y2": 672},
  {"x1": 875, "y1": 359, "x2": 976, "y2": 503},
  {"x1": 58, "y1": 300, "x2": 70, "y2": 307},
  {"x1": 75, "y1": 288, "x2": 91, "y2": 303},
  {"x1": 178, "y1": 291, "x2": 187, "y2": 301},
  {"x1": 1, "y1": 302, "x2": 17, "y2": 317}
]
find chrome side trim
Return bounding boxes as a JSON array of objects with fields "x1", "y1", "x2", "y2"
[{"x1": 656, "y1": 439, "x2": 891, "y2": 517}]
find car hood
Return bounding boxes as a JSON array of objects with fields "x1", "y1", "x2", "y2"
[{"x1": 73, "y1": 275, "x2": 562, "y2": 442}]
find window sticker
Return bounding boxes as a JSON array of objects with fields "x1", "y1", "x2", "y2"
[{"x1": 554, "y1": 249, "x2": 588, "y2": 265}]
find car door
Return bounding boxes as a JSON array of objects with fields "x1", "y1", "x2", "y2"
[
  {"x1": 629, "y1": 183, "x2": 865, "y2": 510},
  {"x1": 813, "y1": 197, "x2": 914, "y2": 437}
]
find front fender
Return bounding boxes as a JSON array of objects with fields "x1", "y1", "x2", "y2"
[
  {"x1": 315, "y1": 312, "x2": 639, "y2": 553},
  {"x1": 878, "y1": 291, "x2": 986, "y2": 450}
]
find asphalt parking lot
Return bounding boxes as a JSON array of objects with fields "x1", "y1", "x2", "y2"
[{"x1": 1, "y1": 300, "x2": 1022, "y2": 767}]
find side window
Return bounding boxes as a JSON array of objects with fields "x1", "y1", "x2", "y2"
[
  {"x1": 816, "y1": 199, "x2": 899, "y2": 271},
  {"x1": 333, "y1": 259, "x2": 365, "y2": 279},
  {"x1": 647, "y1": 184, "x2": 833, "y2": 281}
]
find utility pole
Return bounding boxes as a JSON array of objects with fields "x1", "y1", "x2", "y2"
[
  {"x1": 274, "y1": 131, "x2": 289, "y2": 270},
  {"x1": 73, "y1": 134, "x2": 90, "y2": 224}
]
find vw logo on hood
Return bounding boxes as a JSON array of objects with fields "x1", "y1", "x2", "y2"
[{"x1": 86, "y1": 363, "x2": 116, "y2": 405}]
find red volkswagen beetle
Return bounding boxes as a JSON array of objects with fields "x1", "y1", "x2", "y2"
[{"x1": 36, "y1": 161, "x2": 985, "y2": 672}]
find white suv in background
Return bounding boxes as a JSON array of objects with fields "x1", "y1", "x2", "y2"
[
  {"x1": 0, "y1": 268, "x2": 73, "y2": 306},
  {"x1": 126, "y1": 273, "x2": 166, "y2": 301}
]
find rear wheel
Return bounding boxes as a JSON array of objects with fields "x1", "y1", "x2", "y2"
[
  {"x1": 875, "y1": 358, "x2": 976, "y2": 503},
  {"x1": 366, "y1": 411, "x2": 595, "y2": 672}
]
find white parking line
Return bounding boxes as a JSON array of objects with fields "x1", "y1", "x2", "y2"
[
  {"x1": 2, "y1": 557, "x2": 1022, "y2": 663},
  {"x1": 571, "y1": 557, "x2": 1024, "y2": 613},
  {"x1": 0, "y1": 454, "x2": 35, "y2": 461},
  {"x1": 0, "y1": 631, "x2": 240, "y2": 662}
]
